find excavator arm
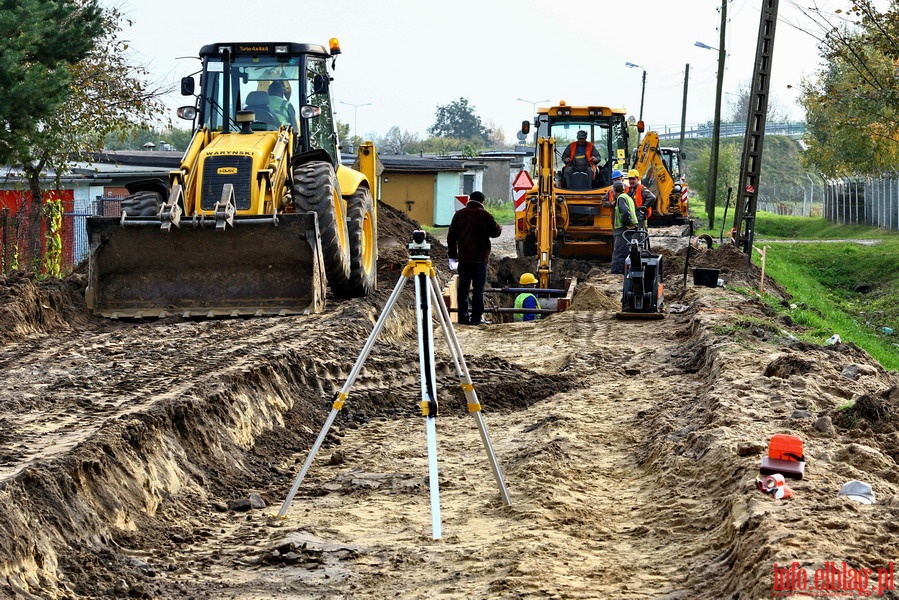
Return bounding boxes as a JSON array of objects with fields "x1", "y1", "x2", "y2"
[
  {"x1": 634, "y1": 132, "x2": 672, "y2": 213},
  {"x1": 535, "y1": 136, "x2": 557, "y2": 289},
  {"x1": 633, "y1": 131, "x2": 688, "y2": 225}
]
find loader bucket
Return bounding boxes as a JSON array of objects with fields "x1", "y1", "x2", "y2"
[{"x1": 85, "y1": 213, "x2": 327, "y2": 318}]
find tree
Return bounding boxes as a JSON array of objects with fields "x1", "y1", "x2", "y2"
[
  {"x1": 104, "y1": 126, "x2": 193, "y2": 151},
  {"x1": 378, "y1": 126, "x2": 420, "y2": 154},
  {"x1": 4, "y1": 1, "x2": 167, "y2": 270},
  {"x1": 417, "y1": 136, "x2": 468, "y2": 156},
  {"x1": 336, "y1": 120, "x2": 352, "y2": 148},
  {"x1": 0, "y1": 0, "x2": 103, "y2": 165},
  {"x1": 689, "y1": 142, "x2": 739, "y2": 215},
  {"x1": 483, "y1": 120, "x2": 510, "y2": 149},
  {"x1": 725, "y1": 80, "x2": 790, "y2": 123},
  {"x1": 795, "y1": 0, "x2": 899, "y2": 176},
  {"x1": 428, "y1": 98, "x2": 492, "y2": 144}
]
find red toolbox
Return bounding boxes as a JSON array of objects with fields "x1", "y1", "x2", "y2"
[{"x1": 760, "y1": 434, "x2": 806, "y2": 479}]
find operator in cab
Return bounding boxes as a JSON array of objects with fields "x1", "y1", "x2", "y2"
[
  {"x1": 266, "y1": 80, "x2": 297, "y2": 128},
  {"x1": 561, "y1": 130, "x2": 602, "y2": 189}
]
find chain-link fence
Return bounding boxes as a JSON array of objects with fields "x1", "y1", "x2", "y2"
[
  {"x1": 823, "y1": 176, "x2": 899, "y2": 231},
  {"x1": 0, "y1": 195, "x2": 125, "y2": 276}
]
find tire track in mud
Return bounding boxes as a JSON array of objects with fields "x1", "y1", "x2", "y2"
[
  {"x1": 141, "y1": 305, "x2": 711, "y2": 600},
  {"x1": 0, "y1": 288, "x2": 579, "y2": 598},
  {"x1": 3, "y1": 234, "x2": 899, "y2": 598},
  {"x1": 0, "y1": 316, "x2": 332, "y2": 480}
]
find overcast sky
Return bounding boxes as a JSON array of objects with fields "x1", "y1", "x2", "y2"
[{"x1": 106, "y1": 0, "x2": 840, "y2": 143}]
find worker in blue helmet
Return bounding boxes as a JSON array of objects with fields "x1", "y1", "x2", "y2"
[{"x1": 605, "y1": 169, "x2": 625, "y2": 205}]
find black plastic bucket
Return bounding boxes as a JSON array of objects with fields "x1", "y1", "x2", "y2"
[{"x1": 692, "y1": 268, "x2": 720, "y2": 288}]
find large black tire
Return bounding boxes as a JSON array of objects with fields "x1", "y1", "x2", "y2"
[
  {"x1": 120, "y1": 191, "x2": 162, "y2": 217},
  {"x1": 292, "y1": 161, "x2": 351, "y2": 292},
  {"x1": 334, "y1": 186, "x2": 377, "y2": 298}
]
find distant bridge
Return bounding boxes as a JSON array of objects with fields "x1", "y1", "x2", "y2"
[{"x1": 653, "y1": 121, "x2": 806, "y2": 141}]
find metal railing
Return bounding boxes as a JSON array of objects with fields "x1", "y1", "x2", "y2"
[{"x1": 654, "y1": 121, "x2": 807, "y2": 140}]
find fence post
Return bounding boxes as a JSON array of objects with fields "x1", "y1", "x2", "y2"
[
  {"x1": 893, "y1": 169, "x2": 899, "y2": 232},
  {"x1": 1, "y1": 207, "x2": 7, "y2": 274}
]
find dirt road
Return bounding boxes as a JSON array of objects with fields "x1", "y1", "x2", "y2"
[{"x1": 0, "y1": 204, "x2": 897, "y2": 599}]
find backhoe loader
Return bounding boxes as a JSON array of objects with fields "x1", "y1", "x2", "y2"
[
  {"x1": 631, "y1": 131, "x2": 689, "y2": 226},
  {"x1": 86, "y1": 40, "x2": 378, "y2": 318},
  {"x1": 515, "y1": 102, "x2": 635, "y2": 288}
]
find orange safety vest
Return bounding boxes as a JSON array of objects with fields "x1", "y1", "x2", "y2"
[
  {"x1": 568, "y1": 142, "x2": 598, "y2": 167},
  {"x1": 629, "y1": 183, "x2": 652, "y2": 219}
]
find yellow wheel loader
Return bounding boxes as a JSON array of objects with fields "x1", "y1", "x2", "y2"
[
  {"x1": 86, "y1": 40, "x2": 378, "y2": 318},
  {"x1": 515, "y1": 102, "x2": 636, "y2": 288}
]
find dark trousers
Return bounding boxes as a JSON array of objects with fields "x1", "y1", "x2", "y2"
[
  {"x1": 611, "y1": 228, "x2": 629, "y2": 274},
  {"x1": 456, "y1": 262, "x2": 487, "y2": 324}
]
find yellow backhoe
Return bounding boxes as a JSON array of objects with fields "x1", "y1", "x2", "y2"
[
  {"x1": 86, "y1": 40, "x2": 378, "y2": 318},
  {"x1": 515, "y1": 102, "x2": 636, "y2": 288},
  {"x1": 632, "y1": 131, "x2": 689, "y2": 226}
]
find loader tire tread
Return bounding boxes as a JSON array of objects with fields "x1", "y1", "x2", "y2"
[
  {"x1": 121, "y1": 191, "x2": 162, "y2": 217},
  {"x1": 334, "y1": 186, "x2": 377, "y2": 298},
  {"x1": 292, "y1": 161, "x2": 351, "y2": 292}
]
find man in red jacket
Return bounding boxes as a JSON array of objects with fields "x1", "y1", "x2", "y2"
[{"x1": 446, "y1": 191, "x2": 502, "y2": 326}]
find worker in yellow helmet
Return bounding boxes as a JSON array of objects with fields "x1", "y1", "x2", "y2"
[
  {"x1": 625, "y1": 168, "x2": 656, "y2": 224},
  {"x1": 513, "y1": 273, "x2": 541, "y2": 322}
]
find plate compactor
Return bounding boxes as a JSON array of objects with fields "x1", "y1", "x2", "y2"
[{"x1": 616, "y1": 228, "x2": 665, "y2": 319}]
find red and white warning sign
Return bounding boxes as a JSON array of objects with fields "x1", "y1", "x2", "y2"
[
  {"x1": 454, "y1": 195, "x2": 469, "y2": 211},
  {"x1": 512, "y1": 170, "x2": 534, "y2": 213}
]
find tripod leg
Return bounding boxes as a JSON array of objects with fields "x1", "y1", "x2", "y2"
[
  {"x1": 277, "y1": 272, "x2": 410, "y2": 518},
  {"x1": 415, "y1": 269, "x2": 442, "y2": 539},
  {"x1": 428, "y1": 276, "x2": 512, "y2": 506}
]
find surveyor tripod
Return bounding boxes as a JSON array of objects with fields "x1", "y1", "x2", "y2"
[{"x1": 277, "y1": 230, "x2": 511, "y2": 539}]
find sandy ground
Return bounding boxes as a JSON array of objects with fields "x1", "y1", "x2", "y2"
[{"x1": 0, "y1": 204, "x2": 897, "y2": 600}]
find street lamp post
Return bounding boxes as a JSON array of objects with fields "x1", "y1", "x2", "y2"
[
  {"x1": 625, "y1": 62, "x2": 647, "y2": 145},
  {"x1": 516, "y1": 98, "x2": 549, "y2": 143},
  {"x1": 696, "y1": 0, "x2": 727, "y2": 229},
  {"x1": 338, "y1": 101, "x2": 372, "y2": 142},
  {"x1": 516, "y1": 97, "x2": 549, "y2": 117}
]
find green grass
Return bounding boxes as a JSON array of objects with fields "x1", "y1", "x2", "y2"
[
  {"x1": 757, "y1": 237, "x2": 899, "y2": 370},
  {"x1": 484, "y1": 200, "x2": 516, "y2": 224},
  {"x1": 661, "y1": 205, "x2": 898, "y2": 369},
  {"x1": 698, "y1": 213, "x2": 899, "y2": 370}
]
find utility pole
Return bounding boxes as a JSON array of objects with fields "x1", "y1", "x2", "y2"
[
  {"x1": 679, "y1": 64, "x2": 689, "y2": 169},
  {"x1": 707, "y1": 0, "x2": 727, "y2": 230},
  {"x1": 732, "y1": 0, "x2": 780, "y2": 263}
]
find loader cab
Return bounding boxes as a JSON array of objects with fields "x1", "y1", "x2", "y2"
[
  {"x1": 660, "y1": 147, "x2": 686, "y2": 181},
  {"x1": 534, "y1": 104, "x2": 630, "y2": 191},
  {"x1": 188, "y1": 42, "x2": 341, "y2": 165}
]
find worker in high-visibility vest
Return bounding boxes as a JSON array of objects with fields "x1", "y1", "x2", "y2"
[
  {"x1": 513, "y1": 273, "x2": 541, "y2": 322},
  {"x1": 625, "y1": 169, "x2": 657, "y2": 224},
  {"x1": 561, "y1": 130, "x2": 602, "y2": 188},
  {"x1": 607, "y1": 180, "x2": 638, "y2": 274}
]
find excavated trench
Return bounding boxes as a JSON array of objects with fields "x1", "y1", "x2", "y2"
[{"x1": 1, "y1": 204, "x2": 897, "y2": 599}]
